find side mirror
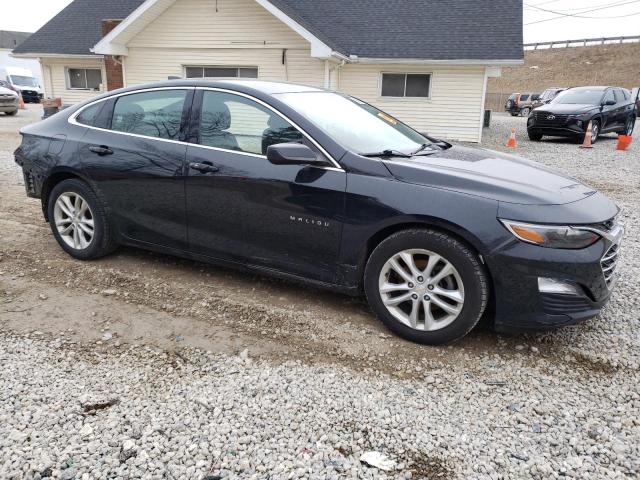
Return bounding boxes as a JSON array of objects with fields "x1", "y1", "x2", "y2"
[
  {"x1": 603, "y1": 99, "x2": 616, "y2": 106},
  {"x1": 266, "y1": 143, "x2": 324, "y2": 166}
]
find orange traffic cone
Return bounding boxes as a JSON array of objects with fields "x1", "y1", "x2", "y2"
[
  {"x1": 506, "y1": 128, "x2": 517, "y2": 148},
  {"x1": 580, "y1": 121, "x2": 594, "y2": 149},
  {"x1": 18, "y1": 92, "x2": 26, "y2": 110},
  {"x1": 616, "y1": 134, "x2": 632, "y2": 151}
]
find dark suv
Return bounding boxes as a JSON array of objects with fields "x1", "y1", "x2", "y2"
[{"x1": 528, "y1": 86, "x2": 637, "y2": 143}]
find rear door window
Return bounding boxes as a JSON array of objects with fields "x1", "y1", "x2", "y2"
[
  {"x1": 520, "y1": 94, "x2": 530, "y2": 101},
  {"x1": 76, "y1": 101, "x2": 105, "y2": 126},
  {"x1": 111, "y1": 89, "x2": 187, "y2": 140}
]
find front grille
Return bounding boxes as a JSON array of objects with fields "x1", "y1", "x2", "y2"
[
  {"x1": 533, "y1": 111, "x2": 570, "y2": 126},
  {"x1": 601, "y1": 243, "x2": 620, "y2": 288},
  {"x1": 541, "y1": 293, "x2": 592, "y2": 315}
]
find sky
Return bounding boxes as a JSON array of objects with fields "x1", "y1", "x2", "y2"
[{"x1": 0, "y1": 0, "x2": 639, "y2": 44}]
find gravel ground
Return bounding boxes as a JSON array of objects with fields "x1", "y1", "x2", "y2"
[{"x1": 1, "y1": 107, "x2": 639, "y2": 479}]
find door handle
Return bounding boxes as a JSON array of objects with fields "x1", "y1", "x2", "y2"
[
  {"x1": 89, "y1": 145, "x2": 113, "y2": 156},
  {"x1": 189, "y1": 162, "x2": 219, "y2": 173}
]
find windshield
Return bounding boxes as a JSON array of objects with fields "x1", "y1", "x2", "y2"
[
  {"x1": 10, "y1": 75, "x2": 38, "y2": 87},
  {"x1": 553, "y1": 89, "x2": 604, "y2": 105},
  {"x1": 274, "y1": 91, "x2": 428, "y2": 155}
]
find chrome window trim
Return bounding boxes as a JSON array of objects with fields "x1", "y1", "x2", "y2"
[{"x1": 68, "y1": 85, "x2": 344, "y2": 172}]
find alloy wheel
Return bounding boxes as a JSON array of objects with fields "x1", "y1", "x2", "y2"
[
  {"x1": 591, "y1": 123, "x2": 600, "y2": 142},
  {"x1": 53, "y1": 192, "x2": 95, "y2": 250},
  {"x1": 378, "y1": 249, "x2": 465, "y2": 331},
  {"x1": 626, "y1": 117, "x2": 635, "y2": 135}
]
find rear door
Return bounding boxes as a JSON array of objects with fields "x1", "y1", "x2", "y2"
[
  {"x1": 78, "y1": 87, "x2": 192, "y2": 249},
  {"x1": 183, "y1": 88, "x2": 346, "y2": 283}
]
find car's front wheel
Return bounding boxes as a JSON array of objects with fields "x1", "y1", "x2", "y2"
[
  {"x1": 520, "y1": 107, "x2": 531, "y2": 117},
  {"x1": 528, "y1": 130, "x2": 543, "y2": 141},
  {"x1": 5, "y1": 110, "x2": 17, "y2": 116},
  {"x1": 624, "y1": 115, "x2": 635, "y2": 136},
  {"x1": 589, "y1": 119, "x2": 601, "y2": 143},
  {"x1": 47, "y1": 179, "x2": 117, "y2": 260},
  {"x1": 364, "y1": 229, "x2": 488, "y2": 345}
]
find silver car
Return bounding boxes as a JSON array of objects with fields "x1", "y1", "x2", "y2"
[{"x1": 0, "y1": 86, "x2": 19, "y2": 116}]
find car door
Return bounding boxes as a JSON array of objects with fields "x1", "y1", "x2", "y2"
[
  {"x1": 599, "y1": 89, "x2": 618, "y2": 131},
  {"x1": 184, "y1": 88, "x2": 346, "y2": 284},
  {"x1": 78, "y1": 87, "x2": 192, "y2": 249}
]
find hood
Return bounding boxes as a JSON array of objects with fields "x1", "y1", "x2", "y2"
[
  {"x1": 382, "y1": 145, "x2": 597, "y2": 205},
  {"x1": 0, "y1": 87, "x2": 18, "y2": 97},
  {"x1": 535, "y1": 103, "x2": 598, "y2": 115}
]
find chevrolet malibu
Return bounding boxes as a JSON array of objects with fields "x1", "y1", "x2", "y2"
[{"x1": 14, "y1": 80, "x2": 623, "y2": 344}]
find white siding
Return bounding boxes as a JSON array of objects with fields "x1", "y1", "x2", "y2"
[
  {"x1": 338, "y1": 64, "x2": 486, "y2": 142},
  {"x1": 40, "y1": 57, "x2": 106, "y2": 105},
  {"x1": 124, "y1": 47, "x2": 324, "y2": 86},
  {"x1": 128, "y1": 0, "x2": 308, "y2": 49}
]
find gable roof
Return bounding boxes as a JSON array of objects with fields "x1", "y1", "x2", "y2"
[
  {"x1": 12, "y1": 0, "x2": 144, "y2": 56},
  {"x1": 0, "y1": 30, "x2": 32, "y2": 50},
  {"x1": 16, "y1": 0, "x2": 523, "y2": 62},
  {"x1": 269, "y1": 0, "x2": 523, "y2": 61}
]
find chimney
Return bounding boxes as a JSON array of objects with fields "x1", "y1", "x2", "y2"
[{"x1": 101, "y1": 19, "x2": 124, "y2": 91}]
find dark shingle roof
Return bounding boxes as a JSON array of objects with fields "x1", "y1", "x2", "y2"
[
  {"x1": 0, "y1": 30, "x2": 32, "y2": 50},
  {"x1": 14, "y1": 0, "x2": 522, "y2": 61},
  {"x1": 12, "y1": 0, "x2": 144, "y2": 56},
  {"x1": 270, "y1": 0, "x2": 523, "y2": 60}
]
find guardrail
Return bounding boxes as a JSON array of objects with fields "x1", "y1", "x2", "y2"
[{"x1": 524, "y1": 35, "x2": 640, "y2": 50}]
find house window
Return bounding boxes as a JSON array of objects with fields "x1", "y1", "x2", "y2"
[
  {"x1": 67, "y1": 68, "x2": 102, "y2": 90},
  {"x1": 381, "y1": 73, "x2": 431, "y2": 98},
  {"x1": 185, "y1": 66, "x2": 258, "y2": 79}
]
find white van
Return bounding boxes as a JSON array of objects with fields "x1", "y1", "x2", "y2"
[{"x1": 0, "y1": 66, "x2": 43, "y2": 103}]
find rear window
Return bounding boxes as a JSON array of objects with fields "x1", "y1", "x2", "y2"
[{"x1": 76, "y1": 101, "x2": 104, "y2": 126}]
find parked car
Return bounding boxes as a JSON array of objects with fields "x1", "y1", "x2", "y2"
[
  {"x1": 14, "y1": 80, "x2": 623, "y2": 344},
  {"x1": 0, "y1": 66, "x2": 43, "y2": 103},
  {"x1": 528, "y1": 86, "x2": 636, "y2": 143},
  {"x1": 0, "y1": 79, "x2": 19, "y2": 94},
  {"x1": 505, "y1": 92, "x2": 540, "y2": 116},
  {"x1": 533, "y1": 87, "x2": 567, "y2": 108},
  {"x1": 0, "y1": 85, "x2": 19, "y2": 116}
]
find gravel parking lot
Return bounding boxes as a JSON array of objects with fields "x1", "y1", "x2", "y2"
[{"x1": 1, "y1": 106, "x2": 638, "y2": 479}]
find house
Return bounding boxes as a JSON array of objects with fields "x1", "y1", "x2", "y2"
[
  {"x1": 0, "y1": 30, "x2": 43, "y2": 85},
  {"x1": 12, "y1": 0, "x2": 523, "y2": 142}
]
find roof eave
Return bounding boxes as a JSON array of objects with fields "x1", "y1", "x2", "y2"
[
  {"x1": 11, "y1": 52, "x2": 101, "y2": 59},
  {"x1": 349, "y1": 57, "x2": 524, "y2": 66}
]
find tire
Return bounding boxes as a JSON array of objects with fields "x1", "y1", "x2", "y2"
[
  {"x1": 364, "y1": 229, "x2": 489, "y2": 345},
  {"x1": 47, "y1": 179, "x2": 117, "y2": 260},
  {"x1": 510, "y1": 112, "x2": 518, "y2": 117},
  {"x1": 624, "y1": 115, "x2": 635, "y2": 136},
  {"x1": 520, "y1": 107, "x2": 531, "y2": 117},
  {"x1": 5, "y1": 110, "x2": 17, "y2": 116},
  {"x1": 528, "y1": 130, "x2": 543, "y2": 141},
  {"x1": 590, "y1": 119, "x2": 600, "y2": 144}
]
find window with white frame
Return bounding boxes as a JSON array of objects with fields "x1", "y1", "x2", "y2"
[
  {"x1": 184, "y1": 66, "x2": 258, "y2": 79},
  {"x1": 381, "y1": 73, "x2": 431, "y2": 98},
  {"x1": 67, "y1": 68, "x2": 102, "y2": 90}
]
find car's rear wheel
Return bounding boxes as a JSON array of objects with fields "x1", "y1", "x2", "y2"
[
  {"x1": 528, "y1": 130, "x2": 543, "y2": 141},
  {"x1": 520, "y1": 107, "x2": 531, "y2": 117},
  {"x1": 47, "y1": 179, "x2": 117, "y2": 260},
  {"x1": 5, "y1": 110, "x2": 17, "y2": 116},
  {"x1": 364, "y1": 229, "x2": 488, "y2": 345}
]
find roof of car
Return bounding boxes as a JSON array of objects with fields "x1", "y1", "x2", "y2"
[{"x1": 14, "y1": 0, "x2": 523, "y2": 61}]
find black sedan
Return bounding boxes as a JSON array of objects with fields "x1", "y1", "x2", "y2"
[
  {"x1": 14, "y1": 80, "x2": 623, "y2": 344},
  {"x1": 527, "y1": 86, "x2": 636, "y2": 143}
]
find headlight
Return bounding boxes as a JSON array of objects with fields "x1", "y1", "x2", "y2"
[{"x1": 500, "y1": 220, "x2": 601, "y2": 249}]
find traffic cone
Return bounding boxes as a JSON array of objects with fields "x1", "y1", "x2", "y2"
[
  {"x1": 616, "y1": 134, "x2": 632, "y2": 151},
  {"x1": 18, "y1": 92, "x2": 26, "y2": 110},
  {"x1": 506, "y1": 128, "x2": 517, "y2": 148},
  {"x1": 580, "y1": 121, "x2": 594, "y2": 149}
]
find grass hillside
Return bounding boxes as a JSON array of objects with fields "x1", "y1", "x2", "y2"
[{"x1": 486, "y1": 42, "x2": 640, "y2": 110}]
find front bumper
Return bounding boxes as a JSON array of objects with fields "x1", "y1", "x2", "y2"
[
  {"x1": 527, "y1": 114, "x2": 588, "y2": 138},
  {"x1": 485, "y1": 224, "x2": 623, "y2": 333}
]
